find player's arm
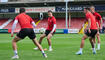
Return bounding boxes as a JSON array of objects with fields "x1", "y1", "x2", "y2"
[
  {"x1": 11, "y1": 20, "x2": 18, "y2": 37},
  {"x1": 30, "y1": 17, "x2": 36, "y2": 29},
  {"x1": 100, "y1": 18, "x2": 103, "y2": 29},
  {"x1": 87, "y1": 18, "x2": 91, "y2": 33},
  {"x1": 97, "y1": 13, "x2": 103, "y2": 29},
  {"x1": 31, "y1": 21, "x2": 36, "y2": 29},
  {"x1": 96, "y1": 22, "x2": 99, "y2": 31},
  {"x1": 50, "y1": 24, "x2": 56, "y2": 34}
]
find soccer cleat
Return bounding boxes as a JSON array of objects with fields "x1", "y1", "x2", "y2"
[
  {"x1": 12, "y1": 55, "x2": 19, "y2": 59},
  {"x1": 34, "y1": 47, "x2": 39, "y2": 50},
  {"x1": 42, "y1": 53, "x2": 47, "y2": 58},
  {"x1": 76, "y1": 51, "x2": 82, "y2": 55},
  {"x1": 93, "y1": 50, "x2": 96, "y2": 54},
  {"x1": 49, "y1": 48, "x2": 53, "y2": 51}
]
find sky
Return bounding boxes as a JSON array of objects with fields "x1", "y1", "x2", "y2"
[{"x1": 0, "y1": 0, "x2": 8, "y2": 2}]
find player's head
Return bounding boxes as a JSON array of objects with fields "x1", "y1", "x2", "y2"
[
  {"x1": 48, "y1": 10, "x2": 53, "y2": 17},
  {"x1": 19, "y1": 8, "x2": 25, "y2": 13},
  {"x1": 90, "y1": 6, "x2": 95, "y2": 13},
  {"x1": 84, "y1": 7, "x2": 90, "y2": 13}
]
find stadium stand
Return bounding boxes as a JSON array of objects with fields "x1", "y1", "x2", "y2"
[
  {"x1": 70, "y1": 18, "x2": 85, "y2": 29},
  {"x1": 3, "y1": 19, "x2": 39, "y2": 32},
  {"x1": 2, "y1": 18, "x2": 85, "y2": 30},
  {"x1": 0, "y1": 1, "x2": 105, "y2": 33},
  {"x1": 35, "y1": 18, "x2": 85, "y2": 29},
  {"x1": 0, "y1": 19, "x2": 8, "y2": 26},
  {"x1": 3, "y1": 18, "x2": 104, "y2": 33}
]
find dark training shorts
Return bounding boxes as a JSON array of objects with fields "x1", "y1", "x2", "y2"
[
  {"x1": 17, "y1": 28, "x2": 36, "y2": 39},
  {"x1": 85, "y1": 29, "x2": 97, "y2": 38},
  {"x1": 45, "y1": 30, "x2": 55, "y2": 36}
]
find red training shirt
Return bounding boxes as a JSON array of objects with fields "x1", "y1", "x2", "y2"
[
  {"x1": 93, "y1": 12, "x2": 102, "y2": 27},
  {"x1": 86, "y1": 12, "x2": 97, "y2": 29},
  {"x1": 47, "y1": 16, "x2": 56, "y2": 31},
  {"x1": 15, "y1": 13, "x2": 33, "y2": 29}
]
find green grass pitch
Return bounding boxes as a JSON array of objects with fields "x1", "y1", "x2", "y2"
[{"x1": 0, "y1": 34, "x2": 105, "y2": 60}]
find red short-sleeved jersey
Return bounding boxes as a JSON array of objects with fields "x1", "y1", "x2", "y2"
[
  {"x1": 47, "y1": 16, "x2": 56, "y2": 31},
  {"x1": 15, "y1": 13, "x2": 33, "y2": 29},
  {"x1": 86, "y1": 12, "x2": 97, "y2": 29},
  {"x1": 93, "y1": 12, "x2": 102, "y2": 27}
]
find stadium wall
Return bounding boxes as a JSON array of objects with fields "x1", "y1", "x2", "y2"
[{"x1": 0, "y1": 1, "x2": 105, "y2": 33}]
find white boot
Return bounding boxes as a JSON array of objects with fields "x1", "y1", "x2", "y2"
[
  {"x1": 12, "y1": 55, "x2": 19, "y2": 59},
  {"x1": 34, "y1": 47, "x2": 39, "y2": 50}
]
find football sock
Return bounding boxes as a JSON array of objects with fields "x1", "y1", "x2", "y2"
[
  {"x1": 80, "y1": 48, "x2": 82, "y2": 52},
  {"x1": 41, "y1": 50, "x2": 45, "y2": 53},
  {"x1": 92, "y1": 48, "x2": 95, "y2": 51},
  {"x1": 97, "y1": 43, "x2": 100, "y2": 49},
  {"x1": 14, "y1": 50, "x2": 18, "y2": 55},
  {"x1": 49, "y1": 46, "x2": 52, "y2": 49}
]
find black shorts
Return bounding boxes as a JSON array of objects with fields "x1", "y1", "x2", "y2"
[
  {"x1": 85, "y1": 29, "x2": 97, "y2": 38},
  {"x1": 45, "y1": 30, "x2": 55, "y2": 36},
  {"x1": 17, "y1": 28, "x2": 36, "y2": 39}
]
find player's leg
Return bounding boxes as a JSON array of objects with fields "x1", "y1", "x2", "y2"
[
  {"x1": 39, "y1": 34, "x2": 46, "y2": 44},
  {"x1": 34, "y1": 34, "x2": 46, "y2": 50},
  {"x1": 76, "y1": 34, "x2": 88, "y2": 55},
  {"x1": 12, "y1": 36, "x2": 21, "y2": 59},
  {"x1": 34, "y1": 30, "x2": 50, "y2": 50},
  {"x1": 32, "y1": 38, "x2": 47, "y2": 58},
  {"x1": 12, "y1": 29, "x2": 27, "y2": 59},
  {"x1": 93, "y1": 37, "x2": 96, "y2": 48},
  {"x1": 90, "y1": 29, "x2": 97, "y2": 54},
  {"x1": 96, "y1": 31, "x2": 101, "y2": 50},
  {"x1": 47, "y1": 33, "x2": 53, "y2": 51},
  {"x1": 28, "y1": 29, "x2": 47, "y2": 58},
  {"x1": 89, "y1": 37, "x2": 96, "y2": 54}
]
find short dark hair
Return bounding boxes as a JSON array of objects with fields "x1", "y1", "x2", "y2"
[
  {"x1": 84, "y1": 7, "x2": 90, "y2": 11},
  {"x1": 19, "y1": 8, "x2": 25, "y2": 13},
  {"x1": 48, "y1": 10, "x2": 52, "y2": 13}
]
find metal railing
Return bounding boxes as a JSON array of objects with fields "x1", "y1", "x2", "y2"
[
  {"x1": 8, "y1": 0, "x2": 65, "y2": 2},
  {"x1": 8, "y1": 0, "x2": 101, "y2": 2}
]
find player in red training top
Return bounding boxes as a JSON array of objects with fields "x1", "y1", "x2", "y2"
[
  {"x1": 34, "y1": 10, "x2": 56, "y2": 51},
  {"x1": 11, "y1": 8, "x2": 47, "y2": 59},
  {"x1": 76, "y1": 7, "x2": 98, "y2": 55},
  {"x1": 90, "y1": 6, "x2": 103, "y2": 50}
]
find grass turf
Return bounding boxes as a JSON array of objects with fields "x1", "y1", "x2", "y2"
[{"x1": 0, "y1": 34, "x2": 105, "y2": 60}]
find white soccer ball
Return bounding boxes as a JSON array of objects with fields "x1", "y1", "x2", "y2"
[{"x1": 39, "y1": 28, "x2": 45, "y2": 34}]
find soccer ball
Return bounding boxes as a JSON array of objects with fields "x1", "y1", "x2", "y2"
[{"x1": 39, "y1": 28, "x2": 45, "y2": 34}]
